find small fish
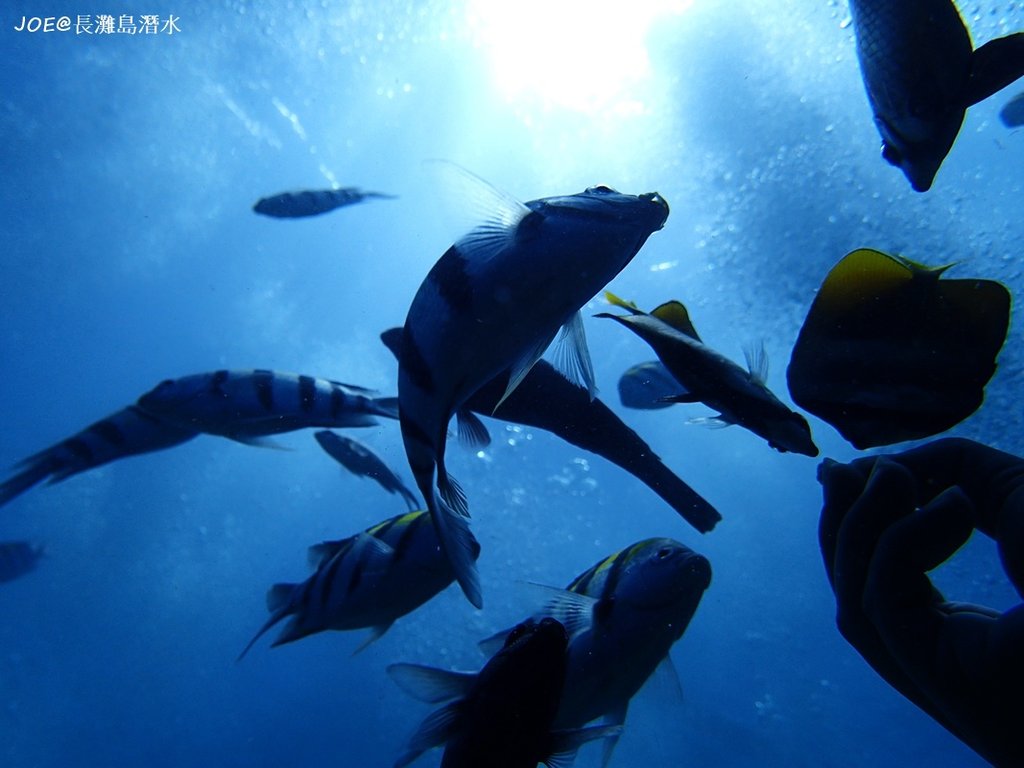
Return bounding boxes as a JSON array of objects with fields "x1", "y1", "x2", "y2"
[
  {"x1": 399, "y1": 166, "x2": 669, "y2": 608},
  {"x1": 617, "y1": 360, "x2": 679, "y2": 410},
  {"x1": 597, "y1": 293, "x2": 818, "y2": 457},
  {"x1": 389, "y1": 618, "x2": 619, "y2": 768},
  {"x1": 237, "y1": 510, "x2": 479, "y2": 660},
  {"x1": 0, "y1": 540, "x2": 45, "y2": 583},
  {"x1": 252, "y1": 187, "x2": 397, "y2": 218},
  {"x1": 314, "y1": 431, "x2": 419, "y2": 511},
  {"x1": 0, "y1": 406, "x2": 199, "y2": 508},
  {"x1": 848, "y1": 0, "x2": 1024, "y2": 191},
  {"x1": 381, "y1": 328, "x2": 720, "y2": 534},
  {"x1": 786, "y1": 248, "x2": 1010, "y2": 449},
  {"x1": 1000, "y1": 90, "x2": 1024, "y2": 127},
  {"x1": 137, "y1": 369, "x2": 398, "y2": 446}
]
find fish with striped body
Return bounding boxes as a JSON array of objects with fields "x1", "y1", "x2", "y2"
[
  {"x1": 848, "y1": 0, "x2": 1024, "y2": 191},
  {"x1": 252, "y1": 186, "x2": 397, "y2": 218},
  {"x1": 399, "y1": 169, "x2": 670, "y2": 608},
  {"x1": 381, "y1": 328, "x2": 720, "y2": 533},
  {"x1": 396, "y1": 538, "x2": 710, "y2": 768},
  {"x1": 237, "y1": 510, "x2": 478, "y2": 660},
  {"x1": 389, "y1": 618, "x2": 618, "y2": 768},
  {"x1": 0, "y1": 406, "x2": 199, "y2": 508},
  {"x1": 137, "y1": 369, "x2": 398, "y2": 446},
  {"x1": 597, "y1": 293, "x2": 818, "y2": 457},
  {"x1": 314, "y1": 430, "x2": 419, "y2": 511},
  {"x1": 0, "y1": 540, "x2": 45, "y2": 583}
]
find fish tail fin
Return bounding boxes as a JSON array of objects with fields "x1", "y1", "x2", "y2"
[
  {"x1": 430, "y1": 487, "x2": 482, "y2": 609},
  {"x1": 371, "y1": 396, "x2": 400, "y2": 420},
  {"x1": 0, "y1": 458, "x2": 54, "y2": 507}
]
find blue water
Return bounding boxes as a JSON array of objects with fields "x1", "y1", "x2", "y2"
[{"x1": 2, "y1": 1, "x2": 1022, "y2": 766}]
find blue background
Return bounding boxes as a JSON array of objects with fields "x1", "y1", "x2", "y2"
[{"x1": 1, "y1": 1, "x2": 1022, "y2": 766}]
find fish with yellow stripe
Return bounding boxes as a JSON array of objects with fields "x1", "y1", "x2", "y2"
[
  {"x1": 0, "y1": 369, "x2": 396, "y2": 508},
  {"x1": 597, "y1": 292, "x2": 818, "y2": 457},
  {"x1": 399, "y1": 166, "x2": 670, "y2": 609},
  {"x1": 392, "y1": 538, "x2": 710, "y2": 768},
  {"x1": 237, "y1": 510, "x2": 479, "y2": 660}
]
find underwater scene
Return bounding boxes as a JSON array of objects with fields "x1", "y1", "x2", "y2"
[{"x1": 2, "y1": 1, "x2": 1023, "y2": 766}]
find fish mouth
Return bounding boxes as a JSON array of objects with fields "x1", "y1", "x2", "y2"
[{"x1": 640, "y1": 192, "x2": 670, "y2": 227}]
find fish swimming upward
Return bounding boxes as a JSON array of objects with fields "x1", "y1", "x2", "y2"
[
  {"x1": 238, "y1": 510, "x2": 478, "y2": 660},
  {"x1": 597, "y1": 293, "x2": 818, "y2": 457},
  {"x1": 314, "y1": 430, "x2": 420, "y2": 511},
  {"x1": 0, "y1": 540, "x2": 45, "y2": 584},
  {"x1": 389, "y1": 618, "x2": 619, "y2": 768},
  {"x1": 399, "y1": 169, "x2": 669, "y2": 608},
  {"x1": 136, "y1": 369, "x2": 398, "y2": 446},
  {"x1": 381, "y1": 328, "x2": 720, "y2": 534},
  {"x1": 252, "y1": 187, "x2": 397, "y2": 218},
  {"x1": 849, "y1": 0, "x2": 1024, "y2": 191}
]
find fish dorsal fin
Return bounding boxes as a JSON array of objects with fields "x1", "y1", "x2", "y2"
[
  {"x1": 456, "y1": 409, "x2": 491, "y2": 448},
  {"x1": 495, "y1": 329, "x2": 559, "y2": 413},
  {"x1": 816, "y1": 248, "x2": 917, "y2": 315},
  {"x1": 964, "y1": 33, "x2": 1024, "y2": 107},
  {"x1": 428, "y1": 160, "x2": 533, "y2": 262},
  {"x1": 651, "y1": 300, "x2": 701, "y2": 341},
  {"x1": 603, "y1": 290, "x2": 645, "y2": 315},
  {"x1": 380, "y1": 327, "x2": 404, "y2": 361},
  {"x1": 551, "y1": 311, "x2": 597, "y2": 400},
  {"x1": 742, "y1": 341, "x2": 769, "y2": 384},
  {"x1": 307, "y1": 536, "x2": 355, "y2": 569},
  {"x1": 387, "y1": 663, "x2": 477, "y2": 704}
]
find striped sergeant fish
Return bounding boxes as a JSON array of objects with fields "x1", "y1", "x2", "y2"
[
  {"x1": 849, "y1": 0, "x2": 1024, "y2": 191},
  {"x1": 381, "y1": 328, "x2": 720, "y2": 534},
  {"x1": 237, "y1": 510, "x2": 479, "y2": 660},
  {"x1": 252, "y1": 187, "x2": 397, "y2": 218},
  {"x1": 389, "y1": 618, "x2": 618, "y2": 768},
  {"x1": 395, "y1": 538, "x2": 711, "y2": 768},
  {"x1": 314, "y1": 431, "x2": 419, "y2": 511},
  {"x1": 399, "y1": 167, "x2": 669, "y2": 608},
  {"x1": 0, "y1": 406, "x2": 199, "y2": 508},
  {"x1": 0, "y1": 540, "x2": 45, "y2": 583},
  {"x1": 597, "y1": 293, "x2": 818, "y2": 457},
  {"x1": 136, "y1": 369, "x2": 398, "y2": 446}
]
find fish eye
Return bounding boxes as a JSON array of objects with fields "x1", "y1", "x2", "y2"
[
  {"x1": 657, "y1": 546, "x2": 673, "y2": 559},
  {"x1": 586, "y1": 184, "x2": 617, "y2": 194}
]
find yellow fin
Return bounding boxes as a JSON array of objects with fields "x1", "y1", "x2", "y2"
[
  {"x1": 816, "y1": 249, "x2": 916, "y2": 315},
  {"x1": 651, "y1": 301, "x2": 701, "y2": 341},
  {"x1": 604, "y1": 290, "x2": 642, "y2": 313}
]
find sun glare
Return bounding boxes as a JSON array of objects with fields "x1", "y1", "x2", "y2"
[{"x1": 466, "y1": 0, "x2": 693, "y2": 115}]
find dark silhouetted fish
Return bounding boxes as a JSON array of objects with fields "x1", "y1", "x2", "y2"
[
  {"x1": 0, "y1": 540, "x2": 45, "y2": 583},
  {"x1": 314, "y1": 431, "x2": 419, "y2": 510},
  {"x1": 617, "y1": 360, "x2": 679, "y2": 410},
  {"x1": 137, "y1": 369, "x2": 398, "y2": 446},
  {"x1": 1000, "y1": 91, "x2": 1024, "y2": 127},
  {"x1": 0, "y1": 406, "x2": 199, "y2": 508},
  {"x1": 238, "y1": 510, "x2": 477, "y2": 660},
  {"x1": 598, "y1": 293, "x2": 818, "y2": 457},
  {"x1": 849, "y1": 0, "x2": 1024, "y2": 191},
  {"x1": 381, "y1": 328, "x2": 720, "y2": 534},
  {"x1": 398, "y1": 166, "x2": 669, "y2": 608},
  {"x1": 787, "y1": 248, "x2": 1010, "y2": 450},
  {"x1": 389, "y1": 617, "x2": 618, "y2": 768},
  {"x1": 252, "y1": 187, "x2": 397, "y2": 218}
]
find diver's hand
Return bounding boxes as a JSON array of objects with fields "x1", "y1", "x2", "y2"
[{"x1": 818, "y1": 438, "x2": 1024, "y2": 768}]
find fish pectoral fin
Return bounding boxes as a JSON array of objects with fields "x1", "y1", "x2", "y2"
[
  {"x1": 352, "y1": 621, "x2": 395, "y2": 656},
  {"x1": 687, "y1": 415, "x2": 733, "y2": 429},
  {"x1": 598, "y1": 704, "x2": 629, "y2": 768},
  {"x1": 353, "y1": 531, "x2": 397, "y2": 561},
  {"x1": 743, "y1": 341, "x2": 769, "y2": 384},
  {"x1": 529, "y1": 583, "x2": 598, "y2": 638},
  {"x1": 545, "y1": 725, "x2": 624, "y2": 768},
  {"x1": 494, "y1": 330, "x2": 559, "y2": 413},
  {"x1": 455, "y1": 409, "x2": 492, "y2": 449},
  {"x1": 964, "y1": 32, "x2": 1024, "y2": 107},
  {"x1": 431, "y1": 490, "x2": 483, "y2": 609},
  {"x1": 386, "y1": 663, "x2": 476, "y2": 704},
  {"x1": 477, "y1": 626, "x2": 512, "y2": 656},
  {"x1": 228, "y1": 435, "x2": 291, "y2": 450},
  {"x1": 393, "y1": 700, "x2": 465, "y2": 768},
  {"x1": 551, "y1": 311, "x2": 598, "y2": 400}
]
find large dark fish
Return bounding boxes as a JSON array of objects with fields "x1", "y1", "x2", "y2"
[
  {"x1": 0, "y1": 540, "x2": 45, "y2": 583},
  {"x1": 0, "y1": 406, "x2": 199, "y2": 508},
  {"x1": 389, "y1": 618, "x2": 618, "y2": 768},
  {"x1": 252, "y1": 187, "x2": 396, "y2": 218},
  {"x1": 314, "y1": 431, "x2": 419, "y2": 511},
  {"x1": 1000, "y1": 90, "x2": 1024, "y2": 127},
  {"x1": 617, "y1": 360, "x2": 679, "y2": 410},
  {"x1": 787, "y1": 248, "x2": 1010, "y2": 449},
  {"x1": 238, "y1": 510, "x2": 477, "y2": 660},
  {"x1": 849, "y1": 0, "x2": 1024, "y2": 191},
  {"x1": 381, "y1": 328, "x2": 720, "y2": 534},
  {"x1": 399, "y1": 168, "x2": 669, "y2": 608},
  {"x1": 137, "y1": 369, "x2": 398, "y2": 445},
  {"x1": 597, "y1": 293, "x2": 818, "y2": 457}
]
